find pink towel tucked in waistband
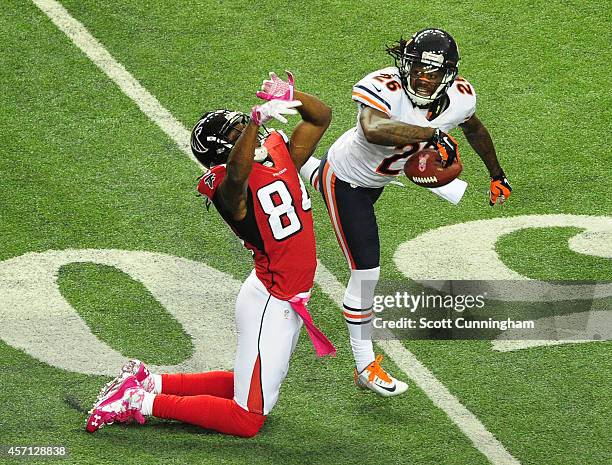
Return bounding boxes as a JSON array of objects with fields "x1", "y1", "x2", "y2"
[{"x1": 288, "y1": 295, "x2": 336, "y2": 358}]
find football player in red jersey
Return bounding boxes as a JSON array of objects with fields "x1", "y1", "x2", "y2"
[{"x1": 86, "y1": 74, "x2": 333, "y2": 437}]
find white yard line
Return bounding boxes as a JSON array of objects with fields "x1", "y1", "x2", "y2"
[
  {"x1": 378, "y1": 340, "x2": 521, "y2": 465},
  {"x1": 314, "y1": 264, "x2": 521, "y2": 465},
  {"x1": 31, "y1": 0, "x2": 200, "y2": 167},
  {"x1": 32, "y1": 1, "x2": 520, "y2": 463}
]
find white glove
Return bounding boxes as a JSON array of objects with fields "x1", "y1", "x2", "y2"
[{"x1": 251, "y1": 99, "x2": 302, "y2": 125}]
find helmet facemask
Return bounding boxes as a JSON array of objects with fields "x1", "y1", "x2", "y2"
[{"x1": 401, "y1": 55, "x2": 457, "y2": 107}]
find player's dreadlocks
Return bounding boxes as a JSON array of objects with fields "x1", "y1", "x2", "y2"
[{"x1": 385, "y1": 38, "x2": 409, "y2": 61}]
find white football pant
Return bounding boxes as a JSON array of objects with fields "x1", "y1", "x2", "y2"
[{"x1": 233, "y1": 270, "x2": 303, "y2": 415}]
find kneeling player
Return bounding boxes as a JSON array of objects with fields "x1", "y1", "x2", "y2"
[{"x1": 86, "y1": 74, "x2": 334, "y2": 437}]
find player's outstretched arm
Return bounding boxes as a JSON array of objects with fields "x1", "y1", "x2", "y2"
[
  {"x1": 359, "y1": 106, "x2": 435, "y2": 146},
  {"x1": 288, "y1": 90, "x2": 332, "y2": 170},
  {"x1": 217, "y1": 121, "x2": 261, "y2": 221},
  {"x1": 460, "y1": 114, "x2": 512, "y2": 205},
  {"x1": 217, "y1": 99, "x2": 303, "y2": 220},
  {"x1": 460, "y1": 114, "x2": 502, "y2": 177}
]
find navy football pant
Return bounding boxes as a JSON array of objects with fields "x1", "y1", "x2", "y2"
[{"x1": 318, "y1": 156, "x2": 384, "y2": 270}]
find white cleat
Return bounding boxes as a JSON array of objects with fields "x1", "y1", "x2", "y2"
[{"x1": 354, "y1": 355, "x2": 408, "y2": 397}]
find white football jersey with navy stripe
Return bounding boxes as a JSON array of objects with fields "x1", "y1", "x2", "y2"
[{"x1": 328, "y1": 66, "x2": 477, "y2": 188}]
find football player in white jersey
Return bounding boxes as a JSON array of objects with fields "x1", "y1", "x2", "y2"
[{"x1": 297, "y1": 28, "x2": 512, "y2": 397}]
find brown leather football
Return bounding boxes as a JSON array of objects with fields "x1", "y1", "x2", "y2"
[{"x1": 403, "y1": 148, "x2": 463, "y2": 188}]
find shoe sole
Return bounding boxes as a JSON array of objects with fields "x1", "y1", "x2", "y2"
[{"x1": 357, "y1": 376, "x2": 409, "y2": 397}]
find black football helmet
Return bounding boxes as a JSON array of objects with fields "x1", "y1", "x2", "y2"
[
  {"x1": 387, "y1": 28, "x2": 459, "y2": 107},
  {"x1": 190, "y1": 110, "x2": 250, "y2": 167}
]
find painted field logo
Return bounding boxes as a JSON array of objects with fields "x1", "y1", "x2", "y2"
[
  {"x1": 394, "y1": 214, "x2": 612, "y2": 350},
  {"x1": 0, "y1": 214, "x2": 609, "y2": 376},
  {"x1": 0, "y1": 249, "x2": 240, "y2": 375}
]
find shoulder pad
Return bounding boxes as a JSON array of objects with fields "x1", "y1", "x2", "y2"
[
  {"x1": 452, "y1": 77, "x2": 477, "y2": 97},
  {"x1": 275, "y1": 129, "x2": 289, "y2": 143},
  {"x1": 352, "y1": 67, "x2": 402, "y2": 115},
  {"x1": 197, "y1": 165, "x2": 226, "y2": 200},
  {"x1": 448, "y1": 77, "x2": 477, "y2": 122}
]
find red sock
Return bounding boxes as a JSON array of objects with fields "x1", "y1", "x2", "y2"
[
  {"x1": 161, "y1": 371, "x2": 233, "y2": 398},
  {"x1": 153, "y1": 394, "x2": 265, "y2": 438}
]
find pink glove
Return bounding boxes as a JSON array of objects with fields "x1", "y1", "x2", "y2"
[
  {"x1": 256, "y1": 71, "x2": 295, "y2": 101},
  {"x1": 251, "y1": 99, "x2": 302, "y2": 126}
]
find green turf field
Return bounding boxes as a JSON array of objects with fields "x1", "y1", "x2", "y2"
[{"x1": 0, "y1": 1, "x2": 610, "y2": 464}]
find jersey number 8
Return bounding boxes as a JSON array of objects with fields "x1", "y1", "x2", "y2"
[{"x1": 257, "y1": 179, "x2": 311, "y2": 241}]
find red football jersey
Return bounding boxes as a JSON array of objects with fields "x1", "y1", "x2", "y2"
[{"x1": 197, "y1": 130, "x2": 316, "y2": 300}]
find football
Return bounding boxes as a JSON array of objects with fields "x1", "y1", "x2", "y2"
[{"x1": 403, "y1": 148, "x2": 463, "y2": 188}]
